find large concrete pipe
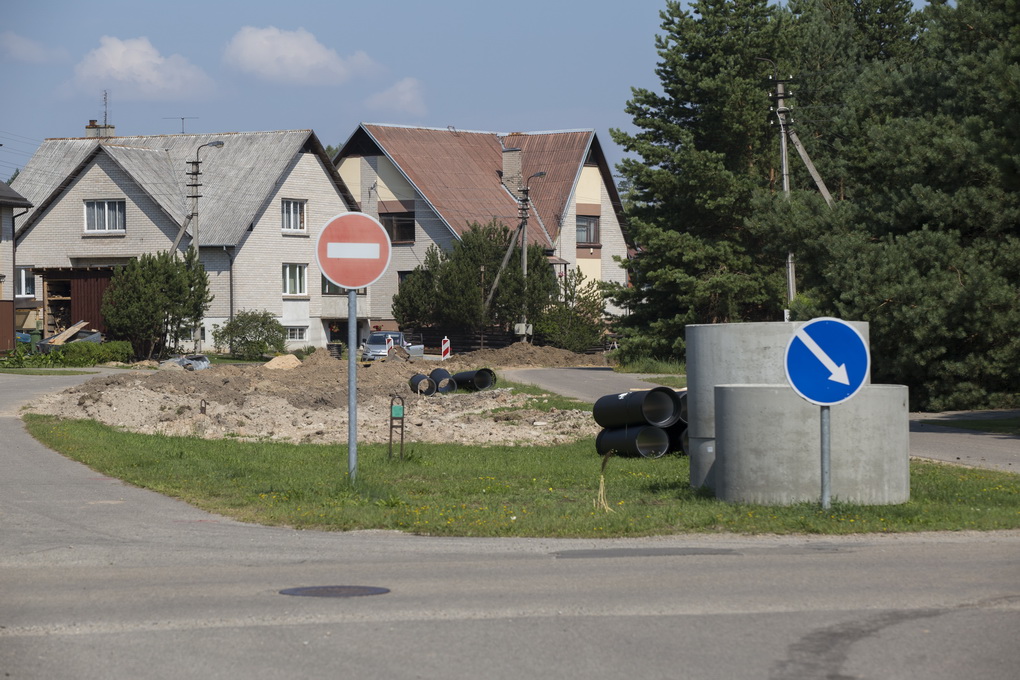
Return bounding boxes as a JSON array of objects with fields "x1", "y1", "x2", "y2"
[
  {"x1": 596, "y1": 426, "x2": 670, "y2": 458},
  {"x1": 593, "y1": 387, "x2": 682, "y2": 429},
  {"x1": 713, "y1": 384, "x2": 909, "y2": 505},
  {"x1": 429, "y1": 368, "x2": 458, "y2": 394},
  {"x1": 685, "y1": 321, "x2": 870, "y2": 489},
  {"x1": 453, "y1": 368, "x2": 497, "y2": 391}
]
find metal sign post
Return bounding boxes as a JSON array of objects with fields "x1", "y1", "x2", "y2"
[
  {"x1": 785, "y1": 318, "x2": 870, "y2": 509},
  {"x1": 347, "y1": 289, "x2": 358, "y2": 480},
  {"x1": 316, "y1": 213, "x2": 392, "y2": 483}
]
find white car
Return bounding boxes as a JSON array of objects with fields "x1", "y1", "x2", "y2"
[{"x1": 360, "y1": 331, "x2": 413, "y2": 361}]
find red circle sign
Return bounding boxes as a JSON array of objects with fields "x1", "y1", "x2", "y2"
[{"x1": 315, "y1": 213, "x2": 392, "y2": 289}]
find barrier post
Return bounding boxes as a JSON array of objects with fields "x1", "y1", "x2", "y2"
[{"x1": 441, "y1": 336, "x2": 451, "y2": 361}]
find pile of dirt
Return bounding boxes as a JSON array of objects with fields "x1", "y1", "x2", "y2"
[{"x1": 26, "y1": 344, "x2": 606, "y2": 447}]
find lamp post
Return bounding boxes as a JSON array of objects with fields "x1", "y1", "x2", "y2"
[
  {"x1": 518, "y1": 171, "x2": 545, "y2": 340},
  {"x1": 188, "y1": 140, "x2": 225, "y2": 254},
  {"x1": 186, "y1": 140, "x2": 224, "y2": 351}
]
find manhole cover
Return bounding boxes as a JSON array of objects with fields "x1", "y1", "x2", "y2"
[{"x1": 279, "y1": 585, "x2": 390, "y2": 598}]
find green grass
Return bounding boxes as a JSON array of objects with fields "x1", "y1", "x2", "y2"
[
  {"x1": 23, "y1": 414, "x2": 1020, "y2": 537},
  {"x1": 921, "y1": 418, "x2": 1020, "y2": 436},
  {"x1": 498, "y1": 380, "x2": 594, "y2": 412},
  {"x1": 645, "y1": 375, "x2": 688, "y2": 389},
  {"x1": 614, "y1": 358, "x2": 687, "y2": 375}
]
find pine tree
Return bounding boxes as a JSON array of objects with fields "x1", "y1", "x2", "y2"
[
  {"x1": 608, "y1": 0, "x2": 787, "y2": 361},
  {"x1": 101, "y1": 249, "x2": 213, "y2": 359},
  {"x1": 789, "y1": 0, "x2": 1020, "y2": 409}
]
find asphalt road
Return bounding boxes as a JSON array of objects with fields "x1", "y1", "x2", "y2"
[{"x1": 2, "y1": 370, "x2": 1019, "y2": 679}]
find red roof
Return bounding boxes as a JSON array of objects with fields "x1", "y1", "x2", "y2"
[{"x1": 347, "y1": 124, "x2": 600, "y2": 247}]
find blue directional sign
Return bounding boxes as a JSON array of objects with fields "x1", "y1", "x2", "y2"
[{"x1": 785, "y1": 318, "x2": 870, "y2": 406}]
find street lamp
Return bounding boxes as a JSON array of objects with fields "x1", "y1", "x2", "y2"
[
  {"x1": 188, "y1": 140, "x2": 225, "y2": 254},
  {"x1": 186, "y1": 140, "x2": 224, "y2": 351},
  {"x1": 518, "y1": 171, "x2": 546, "y2": 339}
]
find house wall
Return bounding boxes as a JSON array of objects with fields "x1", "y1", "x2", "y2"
[
  {"x1": 337, "y1": 155, "x2": 459, "y2": 328},
  {"x1": 15, "y1": 154, "x2": 184, "y2": 337},
  {"x1": 214, "y1": 151, "x2": 349, "y2": 350},
  {"x1": 17, "y1": 155, "x2": 181, "y2": 270},
  {"x1": 1, "y1": 206, "x2": 12, "y2": 300},
  {"x1": 555, "y1": 165, "x2": 627, "y2": 316}
]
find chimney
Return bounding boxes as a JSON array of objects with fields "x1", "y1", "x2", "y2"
[
  {"x1": 85, "y1": 119, "x2": 116, "y2": 138},
  {"x1": 502, "y1": 148, "x2": 522, "y2": 198}
]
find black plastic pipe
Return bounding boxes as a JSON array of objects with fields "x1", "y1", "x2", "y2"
[
  {"x1": 593, "y1": 386, "x2": 682, "y2": 429},
  {"x1": 596, "y1": 426, "x2": 670, "y2": 458},
  {"x1": 452, "y1": 368, "x2": 496, "y2": 391},
  {"x1": 429, "y1": 368, "x2": 458, "y2": 394},
  {"x1": 409, "y1": 374, "x2": 437, "y2": 396}
]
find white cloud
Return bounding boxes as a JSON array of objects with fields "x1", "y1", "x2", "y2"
[
  {"x1": 223, "y1": 26, "x2": 380, "y2": 85},
  {"x1": 365, "y1": 78, "x2": 427, "y2": 116},
  {"x1": 0, "y1": 31, "x2": 68, "y2": 63},
  {"x1": 72, "y1": 36, "x2": 214, "y2": 100}
]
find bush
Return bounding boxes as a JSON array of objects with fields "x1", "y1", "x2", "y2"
[
  {"x1": 0, "y1": 340, "x2": 134, "y2": 368},
  {"x1": 212, "y1": 310, "x2": 286, "y2": 361},
  {"x1": 55, "y1": 341, "x2": 134, "y2": 367}
]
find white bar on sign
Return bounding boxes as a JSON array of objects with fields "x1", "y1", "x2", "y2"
[{"x1": 327, "y1": 242, "x2": 379, "y2": 259}]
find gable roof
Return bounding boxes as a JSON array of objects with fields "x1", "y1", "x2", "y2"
[
  {"x1": 338, "y1": 123, "x2": 622, "y2": 248},
  {"x1": 11, "y1": 130, "x2": 353, "y2": 246},
  {"x1": 0, "y1": 180, "x2": 32, "y2": 208}
]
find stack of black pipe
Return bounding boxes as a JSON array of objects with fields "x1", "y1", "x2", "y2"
[
  {"x1": 408, "y1": 367, "x2": 498, "y2": 395},
  {"x1": 594, "y1": 387, "x2": 688, "y2": 458}
]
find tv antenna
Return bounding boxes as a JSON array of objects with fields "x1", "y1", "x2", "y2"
[{"x1": 164, "y1": 117, "x2": 198, "y2": 133}]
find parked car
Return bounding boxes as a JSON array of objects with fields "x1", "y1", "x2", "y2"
[{"x1": 360, "y1": 331, "x2": 414, "y2": 361}]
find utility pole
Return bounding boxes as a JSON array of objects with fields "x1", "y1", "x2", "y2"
[{"x1": 759, "y1": 58, "x2": 835, "y2": 322}]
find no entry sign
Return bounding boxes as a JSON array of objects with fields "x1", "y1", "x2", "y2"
[{"x1": 316, "y1": 212, "x2": 392, "y2": 289}]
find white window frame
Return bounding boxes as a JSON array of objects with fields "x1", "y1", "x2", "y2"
[
  {"x1": 15, "y1": 268, "x2": 35, "y2": 298},
  {"x1": 84, "y1": 199, "x2": 126, "y2": 233},
  {"x1": 282, "y1": 263, "x2": 307, "y2": 296},
  {"x1": 282, "y1": 199, "x2": 306, "y2": 232},
  {"x1": 286, "y1": 326, "x2": 307, "y2": 342}
]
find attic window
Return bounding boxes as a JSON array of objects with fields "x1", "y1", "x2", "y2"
[
  {"x1": 84, "y1": 199, "x2": 126, "y2": 233},
  {"x1": 282, "y1": 199, "x2": 306, "y2": 232},
  {"x1": 577, "y1": 215, "x2": 600, "y2": 246},
  {"x1": 381, "y1": 212, "x2": 415, "y2": 243}
]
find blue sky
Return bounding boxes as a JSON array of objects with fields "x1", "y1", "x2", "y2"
[{"x1": 1, "y1": 0, "x2": 669, "y2": 181}]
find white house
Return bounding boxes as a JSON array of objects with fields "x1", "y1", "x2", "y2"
[
  {"x1": 10, "y1": 124, "x2": 382, "y2": 350},
  {"x1": 1, "y1": 180, "x2": 33, "y2": 350}
]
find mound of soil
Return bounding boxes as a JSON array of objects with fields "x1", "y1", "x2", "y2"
[{"x1": 26, "y1": 344, "x2": 607, "y2": 447}]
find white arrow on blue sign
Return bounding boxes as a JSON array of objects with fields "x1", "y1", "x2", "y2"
[{"x1": 785, "y1": 317, "x2": 870, "y2": 406}]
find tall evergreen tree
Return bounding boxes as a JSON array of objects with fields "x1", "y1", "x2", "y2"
[
  {"x1": 608, "y1": 0, "x2": 787, "y2": 361},
  {"x1": 787, "y1": 0, "x2": 1020, "y2": 409}
]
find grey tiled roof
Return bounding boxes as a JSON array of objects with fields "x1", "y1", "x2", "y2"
[
  {"x1": 12, "y1": 130, "x2": 344, "y2": 246},
  {"x1": 0, "y1": 180, "x2": 32, "y2": 208}
]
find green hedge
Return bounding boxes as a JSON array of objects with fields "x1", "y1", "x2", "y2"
[{"x1": 0, "y1": 341, "x2": 134, "y2": 368}]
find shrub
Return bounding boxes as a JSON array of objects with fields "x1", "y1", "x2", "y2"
[
  {"x1": 212, "y1": 310, "x2": 286, "y2": 361},
  {"x1": 56, "y1": 341, "x2": 134, "y2": 367},
  {"x1": 0, "y1": 340, "x2": 134, "y2": 368}
]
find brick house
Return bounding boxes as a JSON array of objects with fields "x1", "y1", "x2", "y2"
[
  {"x1": 1, "y1": 180, "x2": 33, "y2": 350},
  {"x1": 333, "y1": 123, "x2": 630, "y2": 329},
  {"x1": 9, "y1": 124, "x2": 380, "y2": 350}
]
